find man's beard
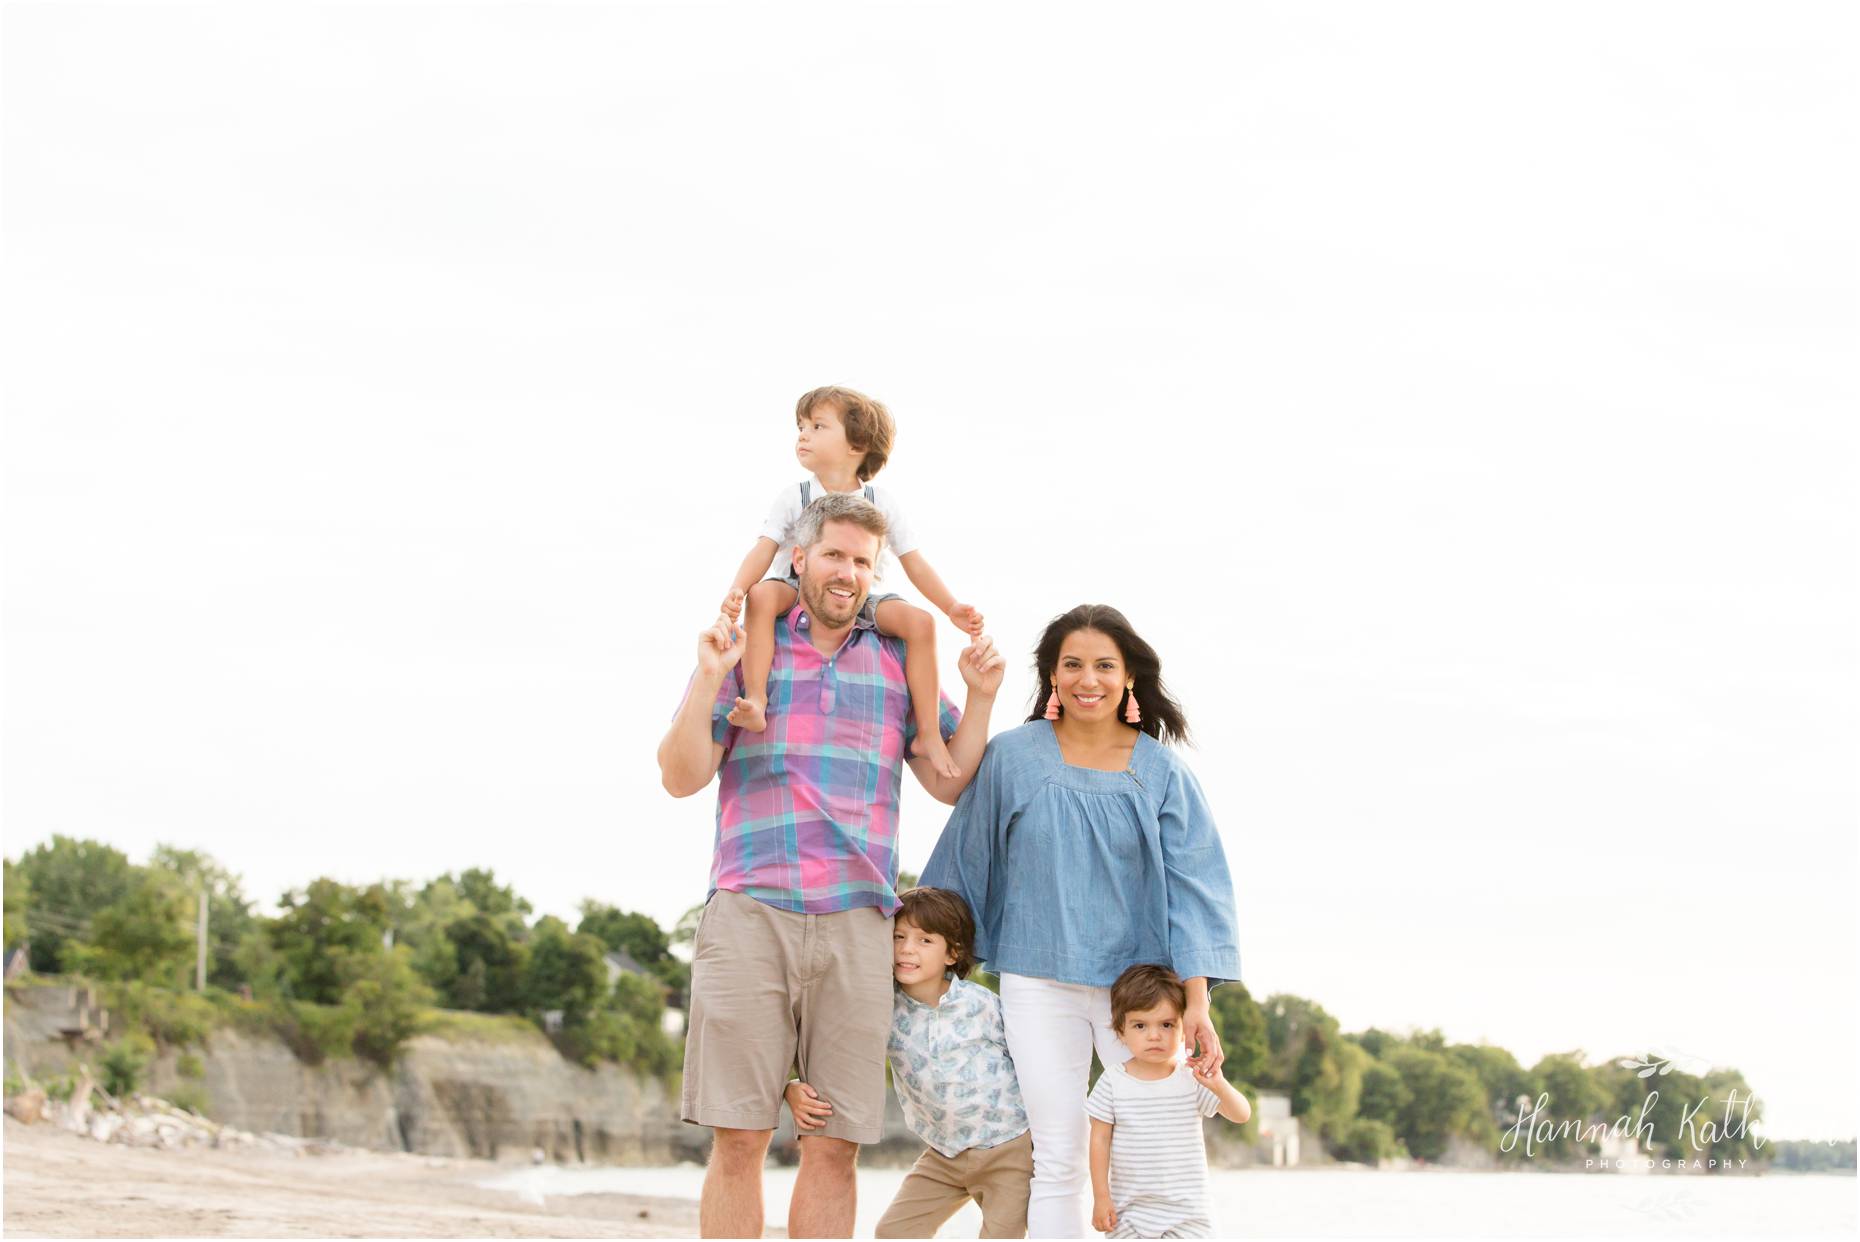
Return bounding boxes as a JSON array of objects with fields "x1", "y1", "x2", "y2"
[{"x1": 799, "y1": 573, "x2": 864, "y2": 626}]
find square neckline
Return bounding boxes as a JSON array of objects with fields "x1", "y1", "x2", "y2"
[{"x1": 1037, "y1": 718, "x2": 1153, "y2": 778}]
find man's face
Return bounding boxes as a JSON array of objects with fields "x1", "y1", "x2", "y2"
[{"x1": 794, "y1": 519, "x2": 881, "y2": 627}]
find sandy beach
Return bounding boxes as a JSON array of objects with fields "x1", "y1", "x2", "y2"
[{"x1": 2, "y1": 1118, "x2": 716, "y2": 1238}]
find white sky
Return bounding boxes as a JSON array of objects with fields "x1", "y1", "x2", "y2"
[{"x1": 3, "y1": 3, "x2": 1854, "y2": 1140}]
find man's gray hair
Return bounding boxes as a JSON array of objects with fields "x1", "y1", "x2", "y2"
[{"x1": 792, "y1": 492, "x2": 889, "y2": 563}]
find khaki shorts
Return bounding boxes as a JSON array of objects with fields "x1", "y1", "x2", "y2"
[
  {"x1": 875, "y1": 1130, "x2": 1034, "y2": 1239},
  {"x1": 680, "y1": 888, "x2": 893, "y2": 1143}
]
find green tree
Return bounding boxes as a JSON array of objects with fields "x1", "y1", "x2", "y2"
[
  {"x1": 570, "y1": 973, "x2": 678, "y2": 1074},
  {"x1": 65, "y1": 869, "x2": 195, "y2": 985},
  {"x1": 1332, "y1": 1117, "x2": 1404, "y2": 1165},
  {"x1": 334, "y1": 944, "x2": 433, "y2": 1065},
  {"x1": 577, "y1": 902, "x2": 689, "y2": 1006},
  {"x1": 444, "y1": 912, "x2": 527, "y2": 1012},
  {"x1": 149, "y1": 846, "x2": 254, "y2": 990},
  {"x1": 16, "y1": 836, "x2": 136, "y2": 971},
  {"x1": 386, "y1": 875, "x2": 477, "y2": 997},
  {"x1": 268, "y1": 879, "x2": 393, "y2": 1004},
  {"x1": 1596, "y1": 1056, "x2": 1764, "y2": 1163},
  {"x1": 231, "y1": 925, "x2": 289, "y2": 998},
  {"x1": 1450, "y1": 1042, "x2": 1535, "y2": 1124},
  {"x1": 1357, "y1": 1058, "x2": 1411, "y2": 1127},
  {"x1": 1262, "y1": 994, "x2": 1363, "y2": 1139},
  {"x1": 1529, "y1": 1052, "x2": 1609, "y2": 1159},
  {"x1": 1388, "y1": 1044, "x2": 1487, "y2": 1161},
  {"x1": 1261, "y1": 993, "x2": 1340, "y2": 1090},
  {"x1": 577, "y1": 902, "x2": 671, "y2": 965},
  {"x1": 1352, "y1": 1027, "x2": 1401, "y2": 1060},
  {"x1": 524, "y1": 918, "x2": 611, "y2": 1025},
  {"x1": 454, "y1": 869, "x2": 531, "y2": 932},
  {"x1": 4, "y1": 859, "x2": 29, "y2": 951},
  {"x1": 1447, "y1": 1041, "x2": 1534, "y2": 1147},
  {"x1": 1208, "y1": 982, "x2": 1270, "y2": 1087},
  {"x1": 1694, "y1": 1068, "x2": 1765, "y2": 1165}
]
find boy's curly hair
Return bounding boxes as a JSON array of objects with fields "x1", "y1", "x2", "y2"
[
  {"x1": 1110, "y1": 963, "x2": 1187, "y2": 1031},
  {"x1": 796, "y1": 386, "x2": 895, "y2": 481},
  {"x1": 894, "y1": 886, "x2": 976, "y2": 979}
]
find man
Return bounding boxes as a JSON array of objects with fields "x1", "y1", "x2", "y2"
[{"x1": 659, "y1": 492, "x2": 1005, "y2": 1239}]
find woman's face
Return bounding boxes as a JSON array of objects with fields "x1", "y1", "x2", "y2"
[{"x1": 1052, "y1": 628, "x2": 1128, "y2": 723}]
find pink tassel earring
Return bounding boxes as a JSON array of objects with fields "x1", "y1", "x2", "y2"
[
  {"x1": 1124, "y1": 683, "x2": 1141, "y2": 724},
  {"x1": 1044, "y1": 685, "x2": 1061, "y2": 720}
]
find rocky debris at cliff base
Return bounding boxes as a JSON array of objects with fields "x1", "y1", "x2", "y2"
[
  {"x1": 6, "y1": 1087, "x2": 48, "y2": 1123},
  {"x1": 10, "y1": 1065, "x2": 350, "y2": 1157}
]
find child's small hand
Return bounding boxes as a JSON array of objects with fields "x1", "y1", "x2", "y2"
[
  {"x1": 784, "y1": 1081, "x2": 833, "y2": 1132},
  {"x1": 947, "y1": 603, "x2": 984, "y2": 637},
  {"x1": 1092, "y1": 1197, "x2": 1118, "y2": 1233},
  {"x1": 720, "y1": 588, "x2": 746, "y2": 623},
  {"x1": 1193, "y1": 1060, "x2": 1224, "y2": 1089}
]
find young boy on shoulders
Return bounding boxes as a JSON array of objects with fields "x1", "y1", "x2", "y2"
[{"x1": 720, "y1": 386, "x2": 983, "y2": 780}]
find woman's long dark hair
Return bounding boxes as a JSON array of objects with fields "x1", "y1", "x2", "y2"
[{"x1": 1026, "y1": 604, "x2": 1190, "y2": 746}]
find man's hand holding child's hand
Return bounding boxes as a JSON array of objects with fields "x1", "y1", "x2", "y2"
[
  {"x1": 784, "y1": 1081, "x2": 833, "y2": 1132},
  {"x1": 958, "y1": 637, "x2": 1007, "y2": 698},
  {"x1": 698, "y1": 615, "x2": 745, "y2": 680}
]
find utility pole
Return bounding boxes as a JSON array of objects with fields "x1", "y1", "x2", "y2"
[{"x1": 195, "y1": 884, "x2": 208, "y2": 991}]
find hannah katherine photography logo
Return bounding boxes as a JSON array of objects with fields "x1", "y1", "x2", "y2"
[{"x1": 1499, "y1": 1047, "x2": 1766, "y2": 1172}]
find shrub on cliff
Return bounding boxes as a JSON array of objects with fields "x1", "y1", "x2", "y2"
[
  {"x1": 1332, "y1": 1117, "x2": 1405, "y2": 1165},
  {"x1": 272, "y1": 1000, "x2": 358, "y2": 1066},
  {"x1": 336, "y1": 944, "x2": 434, "y2": 1065},
  {"x1": 263, "y1": 947, "x2": 433, "y2": 1067},
  {"x1": 554, "y1": 972, "x2": 678, "y2": 1077},
  {"x1": 99, "y1": 980, "x2": 222, "y2": 1048},
  {"x1": 522, "y1": 918, "x2": 609, "y2": 1026},
  {"x1": 268, "y1": 880, "x2": 395, "y2": 1005},
  {"x1": 100, "y1": 1035, "x2": 154, "y2": 1097}
]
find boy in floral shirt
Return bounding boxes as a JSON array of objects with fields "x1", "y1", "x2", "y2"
[{"x1": 788, "y1": 887, "x2": 1031, "y2": 1237}]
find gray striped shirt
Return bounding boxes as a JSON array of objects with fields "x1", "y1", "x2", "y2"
[{"x1": 1085, "y1": 1062, "x2": 1219, "y2": 1239}]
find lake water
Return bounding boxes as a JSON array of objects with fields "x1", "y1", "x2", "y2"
[{"x1": 481, "y1": 1163, "x2": 1856, "y2": 1237}]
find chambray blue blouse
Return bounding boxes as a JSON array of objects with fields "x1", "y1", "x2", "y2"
[{"x1": 920, "y1": 720, "x2": 1240, "y2": 990}]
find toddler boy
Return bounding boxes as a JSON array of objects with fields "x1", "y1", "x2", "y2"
[{"x1": 1086, "y1": 964, "x2": 1251, "y2": 1239}]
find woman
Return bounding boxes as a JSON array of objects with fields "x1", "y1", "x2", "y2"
[{"x1": 920, "y1": 604, "x2": 1241, "y2": 1239}]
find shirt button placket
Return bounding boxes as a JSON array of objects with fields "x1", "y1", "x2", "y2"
[{"x1": 819, "y1": 657, "x2": 837, "y2": 714}]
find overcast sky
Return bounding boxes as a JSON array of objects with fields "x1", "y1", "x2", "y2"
[{"x1": 4, "y1": 2, "x2": 1854, "y2": 1140}]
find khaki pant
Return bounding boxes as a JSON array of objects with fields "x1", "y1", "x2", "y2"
[
  {"x1": 874, "y1": 1130, "x2": 1034, "y2": 1239},
  {"x1": 680, "y1": 888, "x2": 893, "y2": 1143}
]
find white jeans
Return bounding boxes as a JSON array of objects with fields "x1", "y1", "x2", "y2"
[{"x1": 1000, "y1": 972, "x2": 1132, "y2": 1239}]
